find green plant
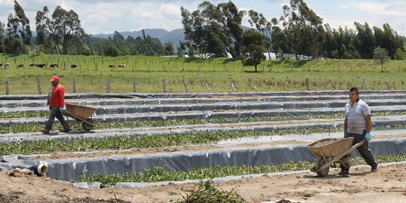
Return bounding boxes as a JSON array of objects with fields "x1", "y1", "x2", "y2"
[
  {"x1": 177, "y1": 180, "x2": 244, "y2": 203},
  {"x1": 76, "y1": 154, "x2": 406, "y2": 185}
]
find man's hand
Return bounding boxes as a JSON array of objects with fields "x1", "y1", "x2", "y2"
[
  {"x1": 364, "y1": 132, "x2": 371, "y2": 141},
  {"x1": 49, "y1": 106, "x2": 52, "y2": 110}
]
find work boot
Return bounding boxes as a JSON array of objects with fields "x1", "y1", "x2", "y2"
[
  {"x1": 338, "y1": 169, "x2": 349, "y2": 175},
  {"x1": 59, "y1": 128, "x2": 70, "y2": 133},
  {"x1": 371, "y1": 165, "x2": 378, "y2": 172},
  {"x1": 41, "y1": 129, "x2": 50, "y2": 134}
]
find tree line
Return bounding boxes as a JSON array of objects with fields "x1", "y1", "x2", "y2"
[
  {"x1": 181, "y1": 0, "x2": 405, "y2": 61},
  {"x1": 0, "y1": 0, "x2": 405, "y2": 63},
  {"x1": 0, "y1": 0, "x2": 174, "y2": 57}
]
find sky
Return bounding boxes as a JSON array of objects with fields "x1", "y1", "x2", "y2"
[{"x1": 0, "y1": 0, "x2": 405, "y2": 36}]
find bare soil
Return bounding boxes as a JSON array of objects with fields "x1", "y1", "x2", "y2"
[
  {"x1": 1, "y1": 163, "x2": 405, "y2": 203},
  {"x1": 1, "y1": 133, "x2": 405, "y2": 203}
]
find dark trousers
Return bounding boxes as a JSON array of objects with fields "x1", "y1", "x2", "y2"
[
  {"x1": 340, "y1": 131, "x2": 377, "y2": 170},
  {"x1": 45, "y1": 106, "x2": 69, "y2": 131}
]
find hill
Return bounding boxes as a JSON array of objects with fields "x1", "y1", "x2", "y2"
[{"x1": 91, "y1": 28, "x2": 185, "y2": 46}]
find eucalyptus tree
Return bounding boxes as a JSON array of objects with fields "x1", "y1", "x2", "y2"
[
  {"x1": 112, "y1": 31, "x2": 128, "y2": 55},
  {"x1": 271, "y1": 0, "x2": 324, "y2": 59},
  {"x1": 382, "y1": 23, "x2": 404, "y2": 59},
  {"x1": 0, "y1": 21, "x2": 5, "y2": 53},
  {"x1": 35, "y1": 6, "x2": 55, "y2": 53},
  {"x1": 248, "y1": 10, "x2": 272, "y2": 59},
  {"x1": 354, "y1": 22, "x2": 375, "y2": 59},
  {"x1": 52, "y1": 6, "x2": 85, "y2": 54},
  {"x1": 35, "y1": 6, "x2": 85, "y2": 54},
  {"x1": 102, "y1": 38, "x2": 119, "y2": 57},
  {"x1": 242, "y1": 29, "x2": 266, "y2": 72},
  {"x1": 4, "y1": 0, "x2": 32, "y2": 54},
  {"x1": 163, "y1": 42, "x2": 175, "y2": 56},
  {"x1": 126, "y1": 36, "x2": 139, "y2": 55},
  {"x1": 14, "y1": 0, "x2": 32, "y2": 49},
  {"x1": 322, "y1": 24, "x2": 338, "y2": 59},
  {"x1": 181, "y1": 1, "x2": 245, "y2": 59}
]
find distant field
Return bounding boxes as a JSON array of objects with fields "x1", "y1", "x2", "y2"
[{"x1": 0, "y1": 54, "x2": 405, "y2": 94}]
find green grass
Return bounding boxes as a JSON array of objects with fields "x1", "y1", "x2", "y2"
[{"x1": 1, "y1": 54, "x2": 406, "y2": 94}]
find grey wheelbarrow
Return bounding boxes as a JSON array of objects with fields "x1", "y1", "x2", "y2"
[{"x1": 307, "y1": 137, "x2": 365, "y2": 177}]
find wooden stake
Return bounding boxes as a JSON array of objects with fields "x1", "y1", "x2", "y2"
[
  {"x1": 231, "y1": 83, "x2": 237, "y2": 92},
  {"x1": 205, "y1": 84, "x2": 211, "y2": 93},
  {"x1": 106, "y1": 78, "x2": 110, "y2": 93},
  {"x1": 133, "y1": 78, "x2": 137, "y2": 93},
  {"x1": 183, "y1": 79, "x2": 189, "y2": 93},
  {"x1": 72, "y1": 78, "x2": 77, "y2": 93},
  {"x1": 162, "y1": 79, "x2": 166, "y2": 93},
  {"x1": 36, "y1": 76, "x2": 42, "y2": 95},
  {"x1": 5, "y1": 78, "x2": 9, "y2": 95}
]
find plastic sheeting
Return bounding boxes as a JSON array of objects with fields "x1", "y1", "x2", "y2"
[
  {"x1": 1, "y1": 119, "x2": 406, "y2": 144},
  {"x1": 1, "y1": 91, "x2": 405, "y2": 188},
  {"x1": 1, "y1": 139, "x2": 405, "y2": 184}
]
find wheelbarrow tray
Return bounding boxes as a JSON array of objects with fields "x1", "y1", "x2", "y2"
[
  {"x1": 307, "y1": 137, "x2": 365, "y2": 175},
  {"x1": 64, "y1": 102, "x2": 97, "y2": 126},
  {"x1": 307, "y1": 138, "x2": 354, "y2": 157}
]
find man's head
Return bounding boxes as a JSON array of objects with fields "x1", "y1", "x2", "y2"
[
  {"x1": 50, "y1": 76, "x2": 60, "y2": 86},
  {"x1": 349, "y1": 87, "x2": 359, "y2": 101}
]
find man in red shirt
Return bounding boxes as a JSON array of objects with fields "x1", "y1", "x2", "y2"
[{"x1": 42, "y1": 76, "x2": 70, "y2": 134}]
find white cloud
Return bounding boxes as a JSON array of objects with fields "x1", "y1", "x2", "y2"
[{"x1": 0, "y1": 0, "x2": 405, "y2": 36}]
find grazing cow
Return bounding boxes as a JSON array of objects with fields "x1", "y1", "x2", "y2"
[
  {"x1": 118, "y1": 64, "x2": 126, "y2": 68},
  {"x1": 71, "y1": 64, "x2": 77, "y2": 68},
  {"x1": 108, "y1": 64, "x2": 115, "y2": 68},
  {"x1": 17, "y1": 64, "x2": 24, "y2": 68},
  {"x1": 50, "y1": 64, "x2": 58, "y2": 68},
  {"x1": 29, "y1": 63, "x2": 36, "y2": 67},
  {"x1": 36, "y1": 64, "x2": 46, "y2": 68},
  {"x1": 2, "y1": 63, "x2": 10, "y2": 69}
]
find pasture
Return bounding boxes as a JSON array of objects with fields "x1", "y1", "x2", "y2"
[{"x1": 0, "y1": 53, "x2": 406, "y2": 94}]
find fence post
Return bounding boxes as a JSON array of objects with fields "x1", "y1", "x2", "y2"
[
  {"x1": 231, "y1": 83, "x2": 237, "y2": 92},
  {"x1": 305, "y1": 78, "x2": 309, "y2": 91},
  {"x1": 5, "y1": 78, "x2": 9, "y2": 95},
  {"x1": 183, "y1": 79, "x2": 189, "y2": 93},
  {"x1": 36, "y1": 76, "x2": 42, "y2": 95},
  {"x1": 162, "y1": 79, "x2": 166, "y2": 93},
  {"x1": 205, "y1": 84, "x2": 211, "y2": 93},
  {"x1": 133, "y1": 78, "x2": 137, "y2": 93},
  {"x1": 72, "y1": 78, "x2": 77, "y2": 93},
  {"x1": 106, "y1": 78, "x2": 110, "y2": 93},
  {"x1": 364, "y1": 79, "x2": 368, "y2": 90}
]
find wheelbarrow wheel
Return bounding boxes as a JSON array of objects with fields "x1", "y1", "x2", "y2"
[
  {"x1": 315, "y1": 157, "x2": 329, "y2": 177},
  {"x1": 82, "y1": 119, "x2": 94, "y2": 131}
]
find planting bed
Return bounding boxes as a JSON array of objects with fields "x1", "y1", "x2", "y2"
[{"x1": 0, "y1": 90, "x2": 406, "y2": 203}]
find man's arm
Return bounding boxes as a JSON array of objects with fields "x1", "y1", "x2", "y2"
[
  {"x1": 364, "y1": 114, "x2": 371, "y2": 133},
  {"x1": 56, "y1": 86, "x2": 65, "y2": 108},
  {"x1": 344, "y1": 117, "x2": 348, "y2": 132}
]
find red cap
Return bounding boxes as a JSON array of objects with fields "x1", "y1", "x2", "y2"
[{"x1": 50, "y1": 76, "x2": 60, "y2": 82}]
